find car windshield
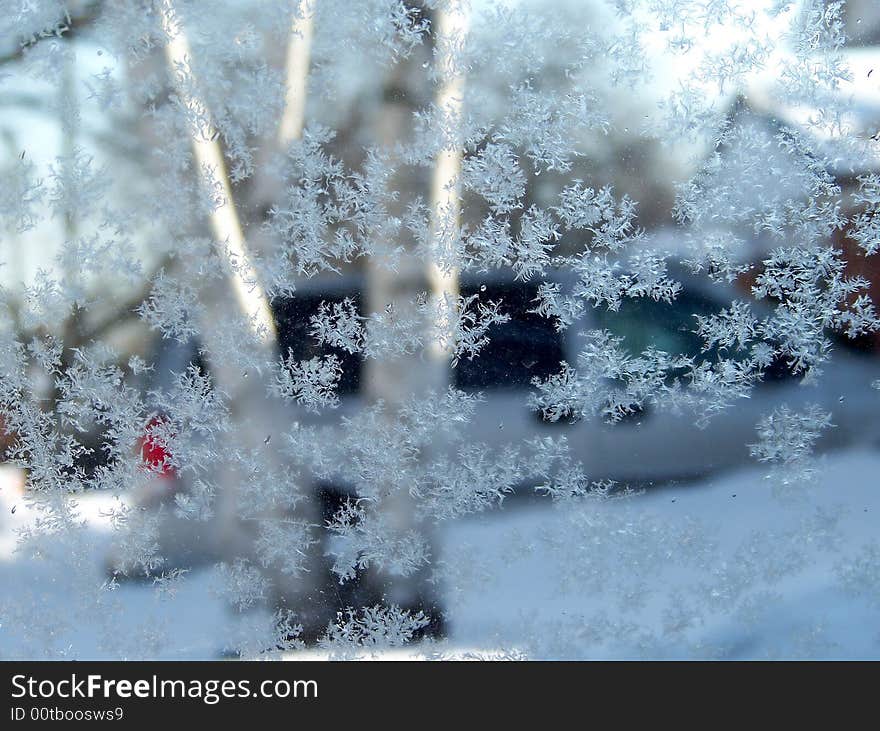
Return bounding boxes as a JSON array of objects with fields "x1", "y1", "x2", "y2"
[{"x1": 593, "y1": 292, "x2": 718, "y2": 360}]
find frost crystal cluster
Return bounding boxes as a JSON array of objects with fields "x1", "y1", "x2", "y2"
[{"x1": 1, "y1": 0, "x2": 880, "y2": 659}]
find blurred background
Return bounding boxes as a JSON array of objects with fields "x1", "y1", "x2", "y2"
[{"x1": 1, "y1": 0, "x2": 879, "y2": 658}]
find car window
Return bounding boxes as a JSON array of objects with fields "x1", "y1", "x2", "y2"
[
  {"x1": 454, "y1": 281, "x2": 566, "y2": 390},
  {"x1": 273, "y1": 292, "x2": 363, "y2": 396},
  {"x1": 592, "y1": 292, "x2": 717, "y2": 360}
]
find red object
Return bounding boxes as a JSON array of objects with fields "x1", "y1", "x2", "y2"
[{"x1": 140, "y1": 416, "x2": 175, "y2": 478}]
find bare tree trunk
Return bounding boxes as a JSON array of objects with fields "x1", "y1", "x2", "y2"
[
  {"x1": 362, "y1": 3, "x2": 470, "y2": 625},
  {"x1": 278, "y1": 1, "x2": 313, "y2": 148},
  {"x1": 159, "y1": 0, "x2": 277, "y2": 345},
  {"x1": 249, "y1": 0, "x2": 314, "y2": 212},
  {"x1": 157, "y1": 1, "x2": 335, "y2": 637},
  {"x1": 427, "y1": 3, "x2": 469, "y2": 361}
]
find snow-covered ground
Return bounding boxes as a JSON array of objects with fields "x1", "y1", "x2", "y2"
[
  {"x1": 1, "y1": 449, "x2": 878, "y2": 660},
  {"x1": 442, "y1": 448, "x2": 880, "y2": 659},
  {"x1": 0, "y1": 466, "x2": 233, "y2": 660}
]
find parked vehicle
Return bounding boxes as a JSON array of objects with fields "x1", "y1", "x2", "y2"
[
  {"x1": 141, "y1": 261, "x2": 880, "y2": 495},
  {"x1": 454, "y1": 265, "x2": 880, "y2": 485},
  {"x1": 125, "y1": 258, "x2": 880, "y2": 640}
]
